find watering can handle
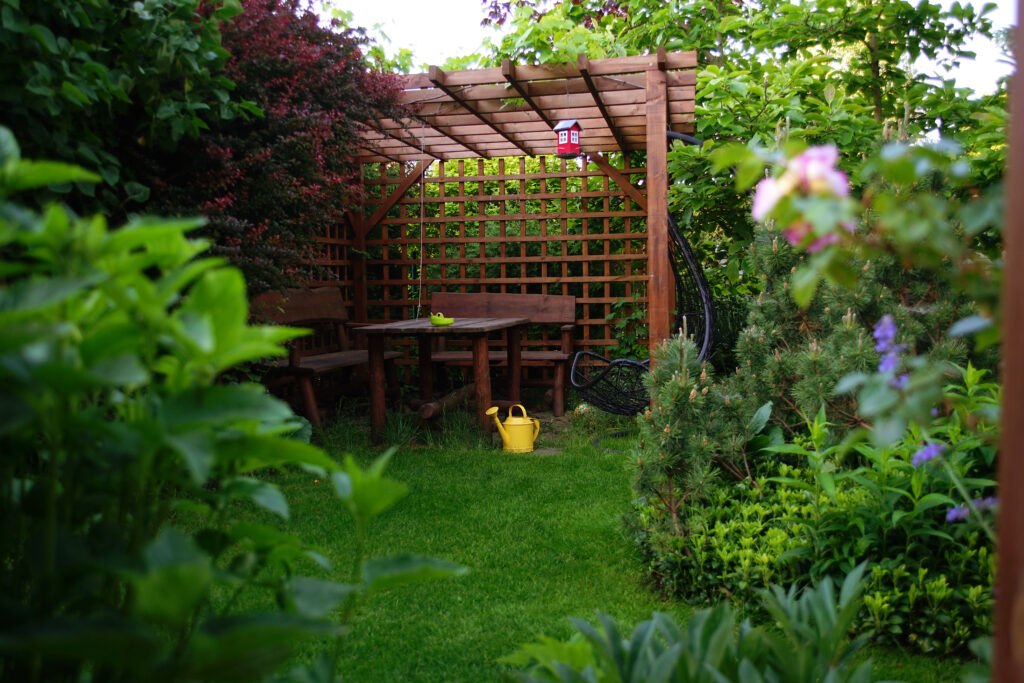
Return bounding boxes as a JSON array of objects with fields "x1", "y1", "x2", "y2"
[
  {"x1": 531, "y1": 418, "x2": 540, "y2": 442},
  {"x1": 510, "y1": 404, "x2": 527, "y2": 417}
]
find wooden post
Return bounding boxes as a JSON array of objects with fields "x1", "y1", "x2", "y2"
[
  {"x1": 418, "y1": 336, "x2": 434, "y2": 401},
  {"x1": 350, "y1": 209, "x2": 368, "y2": 323},
  {"x1": 472, "y1": 334, "x2": 493, "y2": 432},
  {"x1": 645, "y1": 47, "x2": 671, "y2": 355},
  {"x1": 996, "y1": 4, "x2": 1024, "y2": 679},
  {"x1": 368, "y1": 335, "x2": 387, "y2": 438}
]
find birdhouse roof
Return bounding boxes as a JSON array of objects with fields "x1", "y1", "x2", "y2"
[
  {"x1": 355, "y1": 50, "x2": 696, "y2": 161},
  {"x1": 553, "y1": 119, "x2": 581, "y2": 131}
]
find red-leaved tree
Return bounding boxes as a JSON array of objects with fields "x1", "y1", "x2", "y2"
[{"x1": 137, "y1": 0, "x2": 405, "y2": 293}]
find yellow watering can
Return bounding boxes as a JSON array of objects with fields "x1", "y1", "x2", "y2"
[{"x1": 486, "y1": 404, "x2": 540, "y2": 453}]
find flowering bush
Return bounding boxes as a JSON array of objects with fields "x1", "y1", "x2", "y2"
[{"x1": 752, "y1": 144, "x2": 857, "y2": 252}]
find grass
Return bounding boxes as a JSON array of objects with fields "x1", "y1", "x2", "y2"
[{"x1": 231, "y1": 402, "x2": 970, "y2": 681}]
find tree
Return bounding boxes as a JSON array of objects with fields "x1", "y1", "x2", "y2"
[
  {"x1": 135, "y1": 0, "x2": 406, "y2": 293},
  {"x1": 0, "y1": 0, "x2": 254, "y2": 210},
  {"x1": 480, "y1": 0, "x2": 1004, "y2": 304}
]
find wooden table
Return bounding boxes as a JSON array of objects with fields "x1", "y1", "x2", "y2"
[{"x1": 361, "y1": 317, "x2": 528, "y2": 436}]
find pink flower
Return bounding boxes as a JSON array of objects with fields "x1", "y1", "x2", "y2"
[
  {"x1": 752, "y1": 176, "x2": 784, "y2": 221},
  {"x1": 782, "y1": 222, "x2": 839, "y2": 252},
  {"x1": 782, "y1": 222, "x2": 812, "y2": 247},
  {"x1": 807, "y1": 233, "x2": 839, "y2": 252},
  {"x1": 790, "y1": 144, "x2": 849, "y2": 197}
]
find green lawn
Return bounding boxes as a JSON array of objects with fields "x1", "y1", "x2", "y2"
[{"x1": 233, "y1": 406, "x2": 968, "y2": 682}]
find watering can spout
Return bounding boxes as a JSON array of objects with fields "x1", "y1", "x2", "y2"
[
  {"x1": 486, "y1": 405, "x2": 540, "y2": 453},
  {"x1": 485, "y1": 406, "x2": 507, "y2": 441}
]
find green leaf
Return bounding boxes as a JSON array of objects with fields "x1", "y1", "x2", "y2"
[
  {"x1": 89, "y1": 353, "x2": 148, "y2": 385},
  {"x1": 746, "y1": 401, "x2": 772, "y2": 434},
  {"x1": 166, "y1": 430, "x2": 215, "y2": 482},
  {"x1": 0, "y1": 275, "x2": 99, "y2": 315},
  {"x1": 0, "y1": 126, "x2": 20, "y2": 164},
  {"x1": 0, "y1": 617, "x2": 164, "y2": 669},
  {"x1": 363, "y1": 554, "x2": 467, "y2": 594},
  {"x1": 790, "y1": 265, "x2": 820, "y2": 308},
  {"x1": 160, "y1": 384, "x2": 294, "y2": 428},
  {"x1": 221, "y1": 435, "x2": 339, "y2": 473},
  {"x1": 333, "y1": 470, "x2": 408, "y2": 521},
  {"x1": 183, "y1": 615, "x2": 342, "y2": 682},
  {"x1": 27, "y1": 23, "x2": 58, "y2": 53},
  {"x1": 871, "y1": 415, "x2": 906, "y2": 447},
  {"x1": 60, "y1": 80, "x2": 90, "y2": 106},
  {"x1": 214, "y1": 0, "x2": 244, "y2": 18},
  {"x1": 288, "y1": 577, "x2": 356, "y2": 617},
  {"x1": 948, "y1": 314, "x2": 991, "y2": 337},
  {"x1": 133, "y1": 528, "x2": 212, "y2": 626},
  {"x1": 833, "y1": 372, "x2": 867, "y2": 395},
  {"x1": 226, "y1": 477, "x2": 290, "y2": 520},
  {"x1": 913, "y1": 492, "x2": 956, "y2": 514},
  {"x1": 2, "y1": 161, "x2": 100, "y2": 193},
  {"x1": 818, "y1": 471, "x2": 836, "y2": 501},
  {"x1": 124, "y1": 181, "x2": 150, "y2": 202}
]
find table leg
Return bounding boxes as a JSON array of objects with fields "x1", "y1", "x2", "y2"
[
  {"x1": 418, "y1": 336, "x2": 434, "y2": 402},
  {"x1": 507, "y1": 325, "x2": 522, "y2": 404},
  {"x1": 471, "y1": 333, "x2": 492, "y2": 432},
  {"x1": 368, "y1": 335, "x2": 386, "y2": 438}
]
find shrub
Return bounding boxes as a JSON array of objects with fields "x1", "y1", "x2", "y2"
[
  {"x1": 0, "y1": 0, "x2": 253, "y2": 209},
  {"x1": 0, "y1": 133, "x2": 462, "y2": 679},
  {"x1": 138, "y1": 0, "x2": 405, "y2": 293},
  {"x1": 630, "y1": 359, "x2": 997, "y2": 653},
  {"x1": 504, "y1": 565, "x2": 875, "y2": 682}
]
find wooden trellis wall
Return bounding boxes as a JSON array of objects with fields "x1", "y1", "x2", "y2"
[{"x1": 315, "y1": 155, "x2": 651, "y2": 367}]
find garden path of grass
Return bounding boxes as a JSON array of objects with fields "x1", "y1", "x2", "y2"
[{"x1": 244, "y1": 411, "x2": 966, "y2": 682}]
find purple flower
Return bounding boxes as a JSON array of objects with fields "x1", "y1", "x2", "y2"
[
  {"x1": 977, "y1": 496, "x2": 998, "y2": 510},
  {"x1": 878, "y1": 350, "x2": 902, "y2": 373},
  {"x1": 946, "y1": 505, "x2": 970, "y2": 523},
  {"x1": 873, "y1": 315, "x2": 897, "y2": 353},
  {"x1": 946, "y1": 497, "x2": 998, "y2": 524},
  {"x1": 911, "y1": 442, "x2": 946, "y2": 466},
  {"x1": 890, "y1": 373, "x2": 909, "y2": 390}
]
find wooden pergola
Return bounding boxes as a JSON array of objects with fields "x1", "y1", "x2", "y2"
[{"x1": 348, "y1": 48, "x2": 697, "y2": 348}]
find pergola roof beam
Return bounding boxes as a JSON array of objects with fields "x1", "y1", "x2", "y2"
[
  {"x1": 428, "y1": 65, "x2": 535, "y2": 157},
  {"x1": 578, "y1": 54, "x2": 631, "y2": 153},
  {"x1": 502, "y1": 59, "x2": 556, "y2": 128},
  {"x1": 407, "y1": 114, "x2": 489, "y2": 158},
  {"x1": 360, "y1": 122, "x2": 443, "y2": 161}
]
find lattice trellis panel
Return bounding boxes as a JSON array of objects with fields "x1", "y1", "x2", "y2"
[{"x1": 312, "y1": 156, "x2": 651, "y2": 379}]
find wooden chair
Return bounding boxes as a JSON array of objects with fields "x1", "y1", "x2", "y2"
[{"x1": 252, "y1": 287, "x2": 400, "y2": 428}]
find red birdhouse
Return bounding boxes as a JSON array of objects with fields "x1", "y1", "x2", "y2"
[{"x1": 554, "y1": 120, "x2": 582, "y2": 158}]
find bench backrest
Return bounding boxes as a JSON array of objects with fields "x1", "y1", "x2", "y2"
[
  {"x1": 430, "y1": 292, "x2": 575, "y2": 324},
  {"x1": 251, "y1": 287, "x2": 349, "y2": 325}
]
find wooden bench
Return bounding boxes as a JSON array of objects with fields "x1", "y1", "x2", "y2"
[
  {"x1": 251, "y1": 287, "x2": 400, "y2": 429},
  {"x1": 429, "y1": 292, "x2": 576, "y2": 416}
]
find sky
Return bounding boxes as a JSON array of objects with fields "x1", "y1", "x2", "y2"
[{"x1": 335, "y1": 0, "x2": 1016, "y2": 95}]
